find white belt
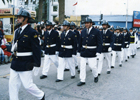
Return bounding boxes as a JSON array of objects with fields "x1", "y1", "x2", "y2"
[
  {"x1": 46, "y1": 44, "x2": 56, "y2": 48},
  {"x1": 102, "y1": 43, "x2": 110, "y2": 46},
  {"x1": 114, "y1": 43, "x2": 122, "y2": 46},
  {"x1": 125, "y1": 42, "x2": 128, "y2": 43},
  {"x1": 17, "y1": 52, "x2": 33, "y2": 56},
  {"x1": 61, "y1": 45, "x2": 73, "y2": 49},
  {"x1": 83, "y1": 45, "x2": 97, "y2": 49}
]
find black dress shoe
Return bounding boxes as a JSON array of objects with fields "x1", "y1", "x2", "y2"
[
  {"x1": 77, "y1": 70, "x2": 80, "y2": 74},
  {"x1": 64, "y1": 69, "x2": 69, "y2": 71},
  {"x1": 111, "y1": 66, "x2": 114, "y2": 68},
  {"x1": 98, "y1": 74, "x2": 101, "y2": 76},
  {"x1": 119, "y1": 64, "x2": 122, "y2": 67},
  {"x1": 40, "y1": 75, "x2": 47, "y2": 79},
  {"x1": 131, "y1": 55, "x2": 134, "y2": 58},
  {"x1": 77, "y1": 82, "x2": 85, "y2": 86},
  {"x1": 75, "y1": 66, "x2": 78, "y2": 69},
  {"x1": 125, "y1": 60, "x2": 127, "y2": 62},
  {"x1": 55, "y1": 79, "x2": 63, "y2": 82},
  {"x1": 94, "y1": 77, "x2": 98, "y2": 83},
  {"x1": 107, "y1": 71, "x2": 111, "y2": 74},
  {"x1": 41, "y1": 94, "x2": 45, "y2": 100},
  {"x1": 71, "y1": 76, "x2": 75, "y2": 79}
]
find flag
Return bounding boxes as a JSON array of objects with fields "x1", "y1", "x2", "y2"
[{"x1": 73, "y1": 2, "x2": 78, "y2": 6}]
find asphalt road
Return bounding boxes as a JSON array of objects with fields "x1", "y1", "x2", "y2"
[{"x1": 0, "y1": 50, "x2": 140, "y2": 100}]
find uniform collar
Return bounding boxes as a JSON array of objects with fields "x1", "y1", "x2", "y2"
[
  {"x1": 88, "y1": 26, "x2": 92, "y2": 33},
  {"x1": 20, "y1": 24, "x2": 28, "y2": 32},
  {"x1": 65, "y1": 30, "x2": 69, "y2": 36},
  {"x1": 103, "y1": 29, "x2": 108, "y2": 34},
  {"x1": 48, "y1": 29, "x2": 52, "y2": 34}
]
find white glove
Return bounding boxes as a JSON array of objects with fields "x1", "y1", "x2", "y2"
[
  {"x1": 55, "y1": 51, "x2": 59, "y2": 55},
  {"x1": 121, "y1": 48, "x2": 123, "y2": 51},
  {"x1": 33, "y1": 67, "x2": 40, "y2": 76},
  {"x1": 42, "y1": 50, "x2": 45, "y2": 54},
  {"x1": 126, "y1": 45, "x2": 129, "y2": 48},
  {"x1": 77, "y1": 52, "x2": 80, "y2": 57},
  {"x1": 72, "y1": 55, "x2": 75, "y2": 57},
  {"x1": 96, "y1": 53, "x2": 100, "y2": 60},
  {"x1": 108, "y1": 47, "x2": 112, "y2": 52},
  {"x1": 11, "y1": 42, "x2": 17, "y2": 52}
]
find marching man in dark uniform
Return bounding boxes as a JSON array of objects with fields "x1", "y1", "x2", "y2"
[
  {"x1": 40, "y1": 21, "x2": 59, "y2": 79},
  {"x1": 9, "y1": 9, "x2": 45, "y2": 100},
  {"x1": 123, "y1": 28, "x2": 130, "y2": 62},
  {"x1": 77, "y1": 17, "x2": 102, "y2": 86},
  {"x1": 129, "y1": 28, "x2": 138, "y2": 58},
  {"x1": 97, "y1": 20, "x2": 114, "y2": 75},
  {"x1": 56, "y1": 20, "x2": 77, "y2": 82},
  {"x1": 70, "y1": 21, "x2": 80, "y2": 69},
  {"x1": 111, "y1": 27, "x2": 124, "y2": 68}
]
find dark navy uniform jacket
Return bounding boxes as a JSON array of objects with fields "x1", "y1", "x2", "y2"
[
  {"x1": 74, "y1": 30, "x2": 80, "y2": 46},
  {"x1": 78, "y1": 27, "x2": 102, "y2": 57},
  {"x1": 11, "y1": 25, "x2": 41, "y2": 71},
  {"x1": 112, "y1": 33, "x2": 124, "y2": 51},
  {"x1": 43, "y1": 29, "x2": 59, "y2": 55},
  {"x1": 123, "y1": 32, "x2": 130, "y2": 48},
  {"x1": 130, "y1": 32, "x2": 135, "y2": 43},
  {"x1": 59, "y1": 30, "x2": 77, "y2": 57},
  {"x1": 101, "y1": 30, "x2": 114, "y2": 53}
]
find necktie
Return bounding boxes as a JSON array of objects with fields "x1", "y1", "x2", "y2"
[
  {"x1": 17, "y1": 28, "x2": 22, "y2": 38},
  {"x1": 103, "y1": 30, "x2": 106, "y2": 34},
  {"x1": 87, "y1": 29, "x2": 89, "y2": 34}
]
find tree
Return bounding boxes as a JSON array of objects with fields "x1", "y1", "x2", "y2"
[
  {"x1": 38, "y1": 0, "x2": 43, "y2": 22},
  {"x1": 58, "y1": 0, "x2": 65, "y2": 24},
  {"x1": 2, "y1": 0, "x2": 12, "y2": 4}
]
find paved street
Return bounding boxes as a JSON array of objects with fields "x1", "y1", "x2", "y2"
[{"x1": 0, "y1": 50, "x2": 140, "y2": 100}]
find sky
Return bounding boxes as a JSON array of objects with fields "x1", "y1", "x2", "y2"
[
  {"x1": 1, "y1": 0, "x2": 140, "y2": 15},
  {"x1": 66, "y1": 0, "x2": 140, "y2": 15}
]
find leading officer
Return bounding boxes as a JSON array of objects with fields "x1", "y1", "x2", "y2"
[
  {"x1": 9, "y1": 8, "x2": 45, "y2": 100},
  {"x1": 77, "y1": 17, "x2": 102, "y2": 86}
]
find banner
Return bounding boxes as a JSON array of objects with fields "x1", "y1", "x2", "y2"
[{"x1": 133, "y1": 11, "x2": 140, "y2": 27}]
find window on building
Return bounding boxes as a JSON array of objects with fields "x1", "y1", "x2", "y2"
[
  {"x1": 53, "y1": 6, "x2": 57, "y2": 12},
  {"x1": 53, "y1": 16, "x2": 57, "y2": 21}
]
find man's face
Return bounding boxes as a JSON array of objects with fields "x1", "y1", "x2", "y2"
[
  {"x1": 123, "y1": 30, "x2": 127, "y2": 33},
  {"x1": 17, "y1": 16, "x2": 24, "y2": 24},
  {"x1": 110, "y1": 30, "x2": 113, "y2": 32},
  {"x1": 63, "y1": 25, "x2": 69, "y2": 31},
  {"x1": 116, "y1": 29, "x2": 120, "y2": 33},
  {"x1": 85, "y1": 22, "x2": 92, "y2": 29},
  {"x1": 46, "y1": 25, "x2": 51, "y2": 30},
  {"x1": 129, "y1": 29, "x2": 133, "y2": 32},
  {"x1": 102, "y1": 25, "x2": 108, "y2": 30}
]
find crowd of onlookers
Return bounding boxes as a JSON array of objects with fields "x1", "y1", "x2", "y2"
[{"x1": 0, "y1": 27, "x2": 12, "y2": 64}]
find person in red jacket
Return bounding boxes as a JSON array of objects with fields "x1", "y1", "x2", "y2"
[{"x1": 1, "y1": 45, "x2": 12, "y2": 64}]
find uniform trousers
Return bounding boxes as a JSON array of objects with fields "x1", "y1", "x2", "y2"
[
  {"x1": 57, "y1": 57, "x2": 75, "y2": 80},
  {"x1": 123, "y1": 48, "x2": 129, "y2": 60},
  {"x1": 111, "y1": 51, "x2": 122, "y2": 67},
  {"x1": 129, "y1": 44, "x2": 137, "y2": 55},
  {"x1": 80, "y1": 57, "x2": 98, "y2": 82},
  {"x1": 42, "y1": 54, "x2": 58, "y2": 75},
  {"x1": 121, "y1": 48, "x2": 124, "y2": 62},
  {"x1": 98, "y1": 52, "x2": 111, "y2": 74},
  {"x1": 9, "y1": 69, "x2": 44, "y2": 100}
]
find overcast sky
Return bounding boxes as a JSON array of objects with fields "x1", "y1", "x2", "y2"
[{"x1": 74, "y1": 0, "x2": 140, "y2": 15}]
